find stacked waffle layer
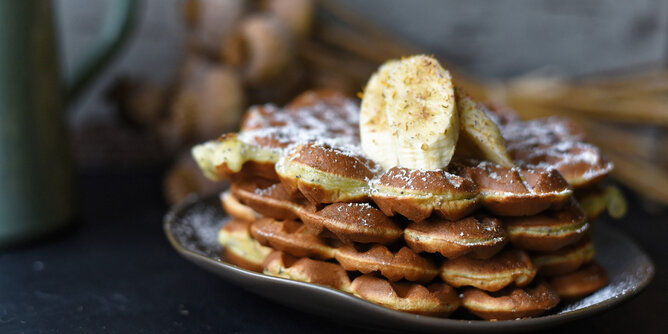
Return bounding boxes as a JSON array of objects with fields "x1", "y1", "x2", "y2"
[{"x1": 194, "y1": 90, "x2": 612, "y2": 320}]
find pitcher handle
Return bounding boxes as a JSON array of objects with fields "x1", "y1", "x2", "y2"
[{"x1": 65, "y1": 0, "x2": 140, "y2": 103}]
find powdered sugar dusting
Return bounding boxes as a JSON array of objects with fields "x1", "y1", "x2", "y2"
[
  {"x1": 168, "y1": 197, "x2": 225, "y2": 259},
  {"x1": 501, "y1": 117, "x2": 612, "y2": 184},
  {"x1": 203, "y1": 91, "x2": 611, "y2": 206}
]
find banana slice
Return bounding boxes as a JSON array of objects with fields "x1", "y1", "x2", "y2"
[
  {"x1": 457, "y1": 90, "x2": 514, "y2": 167},
  {"x1": 360, "y1": 60, "x2": 400, "y2": 170},
  {"x1": 360, "y1": 55, "x2": 458, "y2": 170}
]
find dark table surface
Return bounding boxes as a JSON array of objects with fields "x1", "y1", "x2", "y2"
[{"x1": 1, "y1": 165, "x2": 665, "y2": 334}]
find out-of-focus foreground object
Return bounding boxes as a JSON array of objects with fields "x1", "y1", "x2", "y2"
[{"x1": 0, "y1": 0, "x2": 138, "y2": 246}]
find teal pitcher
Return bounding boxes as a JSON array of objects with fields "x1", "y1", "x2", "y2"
[{"x1": 0, "y1": 0, "x2": 139, "y2": 245}]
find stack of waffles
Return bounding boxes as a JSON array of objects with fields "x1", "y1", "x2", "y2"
[{"x1": 193, "y1": 67, "x2": 614, "y2": 320}]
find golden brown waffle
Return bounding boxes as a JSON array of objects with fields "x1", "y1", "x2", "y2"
[
  {"x1": 549, "y1": 262, "x2": 608, "y2": 300},
  {"x1": 276, "y1": 143, "x2": 573, "y2": 219},
  {"x1": 231, "y1": 180, "x2": 303, "y2": 220},
  {"x1": 371, "y1": 167, "x2": 479, "y2": 222},
  {"x1": 250, "y1": 218, "x2": 337, "y2": 260},
  {"x1": 250, "y1": 217, "x2": 438, "y2": 283},
  {"x1": 532, "y1": 235, "x2": 595, "y2": 276},
  {"x1": 450, "y1": 161, "x2": 572, "y2": 217},
  {"x1": 505, "y1": 198, "x2": 589, "y2": 251},
  {"x1": 350, "y1": 274, "x2": 461, "y2": 317},
  {"x1": 232, "y1": 183, "x2": 588, "y2": 258},
  {"x1": 299, "y1": 202, "x2": 403, "y2": 244},
  {"x1": 218, "y1": 217, "x2": 602, "y2": 320},
  {"x1": 263, "y1": 251, "x2": 352, "y2": 292},
  {"x1": 218, "y1": 220, "x2": 272, "y2": 272},
  {"x1": 461, "y1": 281, "x2": 560, "y2": 320},
  {"x1": 502, "y1": 117, "x2": 613, "y2": 189},
  {"x1": 404, "y1": 215, "x2": 507, "y2": 259},
  {"x1": 440, "y1": 248, "x2": 537, "y2": 292},
  {"x1": 261, "y1": 251, "x2": 460, "y2": 316},
  {"x1": 220, "y1": 191, "x2": 262, "y2": 222},
  {"x1": 277, "y1": 143, "x2": 378, "y2": 204},
  {"x1": 335, "y1": 245, "x2": 438, "y2": 284},
  {"x1": 232, "y1": 180, "x2": 404, "y2": 244}
]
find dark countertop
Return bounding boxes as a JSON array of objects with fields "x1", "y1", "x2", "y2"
[{"x1": 1, "y1": 165, "x2": 665, "y2": 333}]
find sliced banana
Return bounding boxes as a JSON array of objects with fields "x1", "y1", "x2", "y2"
[
  {"x1": 360, "y1": 55, "x2": 458, "y2": 170},
  {"x1": 360, "y1": 60, "x2": 400, "y2": 170},
  {"x1": 457, "y1": 90, "x2": 514, "y2": 167}
]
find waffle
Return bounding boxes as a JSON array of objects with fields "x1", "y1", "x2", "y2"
[
  {"x1": 505, "y1": 198, "x2": 589, "y2": 251},
  {"x1": 191, "y1": 91, "x2": 602, "y2": 227},
  {"x1": 440, "y1": 248, "x2": 536, "y2": 292},
  {"x1": 230, "y1": 180, "x2": 302, "y2": 220},
  {"x1": 336, "y1": 245, "x2": 439, "y2": 284},
  {"x1": 250, "y1": 218, "x2": 438, "y2": 283},
  {"x1": 193, "y1": 90, "x2": 604, "y2": 201},
  {"x1": 299, "y1": 202, "x2": 403, "y2": 244},
  {"x1": 350, "y1": 274, "x2": 461, "y2": 317},
  {"x1": 276, "y1": 143, "x2": 573, "y2": 219},
  {"x1": 549, "y1": 262, "x2": 609, "y2": 300},
  {"x1": 232, "y1": 180, "x2": 404, "y2": 244},
  {"x1": 371, "y1": 167, "x2": 479, "y2": 222},
  {"x1": 194, "y1": 84, "x2": 614, "y2": 320},
  {"x1": 251, "y1": 218, "x2": 337, "y2": 259},
  {"x1": 263, "y1": 251, "x2": 353, "y2": 292},
  {"x1": 404, "y1": 215, "x2": 507, "y2": 259},
  {"x1": 262, "y1": 251, "x2": 460, "y2": 316},
  {"x1": 461, "y1": 281, "x2": 560, "y2": 320},
  {"x1": 218, "y1": 219, "x2": 272, "y2": 272},
  {"x1": 532, "y1": 235, "x2": 595, "y2": 276},
  {"x1": 502, "y1": 118, "x2": 613, "y2": 189},
  {"x1": 221, "y1": 191, "x2": 262, "y2": 222},
  {"x1": 232, "y1": 182, "x2": 586, "y2": 257}
]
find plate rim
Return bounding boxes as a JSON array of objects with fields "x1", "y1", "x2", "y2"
[{"x1": 164, "y1": 194, "x2": 655, "y2": 332}]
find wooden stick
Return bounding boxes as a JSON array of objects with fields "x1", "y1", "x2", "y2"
[
  {"x1": 606, "y1": 150, "x2": 668, "y2": 205},
  {"x1": 318, "y1": 0, "x2": 418, "y2": 57},
  {"x1": 317, "y1": 23, "x2": 391, "y2": 63},
  {"x1": 316, "y1": 0, "x2": 491, "y2": 98},
  {"x1": 297, "y1": 39, "x2": 376, "y2": 82},
  {"x1": 578, "y1": 120, "x2": 663, "y2": 163},
  {"x1": 574, "y1": 68, "x2": 668, "y2": 90},
  {"x1": 557, "y1": 99, "x2": 668, "y2": 125},
  {"x1": 502, "y1": 76, "x2": 668, "y2": 125}
]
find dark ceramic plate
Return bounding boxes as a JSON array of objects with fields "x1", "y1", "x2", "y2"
[{"x1": 164, "y1": 195, "x2": 654, "y2": 333}]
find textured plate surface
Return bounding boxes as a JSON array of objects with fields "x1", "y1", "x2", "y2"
[{"x1": 164, "y1": 195, "x2": 654, "y2": 333}]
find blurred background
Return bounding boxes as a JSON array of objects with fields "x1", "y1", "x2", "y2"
[{"x1": 58, "y1": 0, "x2": 668, "y2": 207}]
